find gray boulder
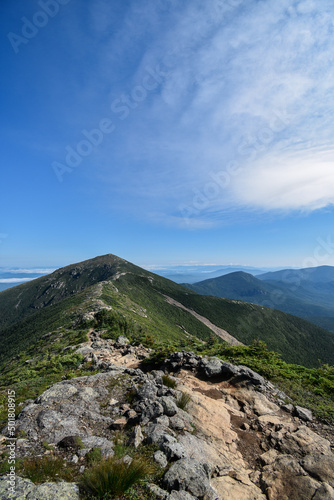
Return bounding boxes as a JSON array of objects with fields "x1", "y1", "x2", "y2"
[
  {"x1": 115, "y1": 335, "x2": 130, "y2": 346},
  {"x1": 199, "y1": 357, "x2": 223, "y2": 377},
  {"x1": 221, "y1": 361, "x2": 241, "y2": 378},
  {"x1": 136, "y1": 381, "x2": 158, "y2": 401},
  {"x1": 230, "y1": 365, "x2": 265, "y2": 387},
  {"x1": 35, "y1": 383, "x2": 78, "y2": 404},
  {"x1": 163, "y1": 458, "x2": 212, "y2": 497},
  {"x1": 160, "y1": 396, "x2": 178, "y2": 417},
  {"x1": 0, "y1": 476, "x2": 35, "y2": 499},
  {"x1": 295, "y1": 405, "x2": 313, "y2": 422},
  {"x1": 145, "y1": 423, "x2": 176, "y2": 447},
  {"x1": 154, "y1": 450, "x2": 168, "y2": 468},
  {"x1": 133, "y1": 399, "x2": 164, "y2": 423},
  {"x1": 161, "y1": 441, "x2": 187, "y2": 461},
  {"x1": 146, "y1": 483, "x2": 169, "y2": 499},
  {"x1": 27, "y1": 481, "x2": 80, "y2": 499},
  {"x1": 80, "y1": 436, "x2": 114, "y2": 458}
]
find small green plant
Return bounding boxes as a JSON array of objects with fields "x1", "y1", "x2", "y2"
[
  {"x1": 113, "y1": 431, "x2": 131, "y2": 459},
  {"x1": 74, "y1": 436, "x2": 85, "y2": 449},
  {"x1": 162, "y1": 374, "x2": 177, "y2": 389},
  {"x1": 86, "y1": 447, "x2": 102, "y2": 465},
  {"x1": 80, "y1": 456, "x2": 154, "y2": 498},
  {"x1": 190, "y1": 422, "x2": 197, "y2": 434},
  {"x1": 42, "y1": 440, "x2": 54, "y2": 450},
  {"x1": 177, "y1": 392, "x2": 191, "y2": 411}
]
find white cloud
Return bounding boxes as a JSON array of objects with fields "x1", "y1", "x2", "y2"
[
  {"x1": 232, "y1": 150, "x2": 334, "y2": 210},
  {"x1": 0, "y1": 278, "x2": 36, "y2": 283},
  {"x1": 5, "y1": 269, "x2": 55, "y2": 274}
]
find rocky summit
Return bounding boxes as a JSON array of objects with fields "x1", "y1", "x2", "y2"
[{"x1": 1, "y1": 333, "x2": 333, "y2": 499}]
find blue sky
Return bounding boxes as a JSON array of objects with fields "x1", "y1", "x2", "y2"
[{"x1": 1, "y1": 0, "x2": 334, "y2": 269}]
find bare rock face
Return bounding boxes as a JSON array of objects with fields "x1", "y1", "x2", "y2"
[
  {"x1": 277, "y1": 425, "x2": 332, "y2": 457},
  {"x1": 261, "y1": 455, "x2": 322, "y2": 500},
  {"x1": 1, "y1": 346, "x2": 333, "y2": 500},
  {"x1": 211, "y1": 473, "x2": 266, "y2": 500},
  {"x1": 300, "y1": 454, "x2": 334, "y2": 487}
]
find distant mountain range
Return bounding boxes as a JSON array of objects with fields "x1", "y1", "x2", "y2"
[
  {"x1": 0, "y1": 255, "x2": 334, "y2": 368},
  {"x1": 146, "y1": 264, "x2": 277, "y2": 284},
  {"x1": 184, "y1": 266, "x2": 334, "y2": 333}
]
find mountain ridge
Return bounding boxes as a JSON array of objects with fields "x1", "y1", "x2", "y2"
[{"x1": 1, "y1": 254, "x2": 334, "y2": 368}]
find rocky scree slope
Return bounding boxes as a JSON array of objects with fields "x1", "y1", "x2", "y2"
[{"x1": 1, "y1": 333, "x2": 334, "y2": 500}]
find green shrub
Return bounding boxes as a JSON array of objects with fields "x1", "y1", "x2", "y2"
[
  {"x1": 141, "y1": 346, "x2": 175, "y2": 369},
  {"x1": 81, "y1": 456, "x2": 154, "y2": 498}
]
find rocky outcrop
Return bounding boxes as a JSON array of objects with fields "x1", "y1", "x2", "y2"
[
  {"x1": 0, "y1": 342, "x2": 333, "y2": 499},
  {"x1": 0, "y1": 476, "x2": 79, "y2": 499}
]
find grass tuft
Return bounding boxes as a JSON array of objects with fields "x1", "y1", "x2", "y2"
[
  {"x1": 80, "y1": 456, "x2": 154, "y2": 499},
  {"x1": 162, "y1": 374, "x2": 177, "y2": 389},
  {"x1": 177, "y1": 392, "x2": 191, "y2": 411},
  {"x1": 23, "y1": 455, "x2": 76, "y2": 483}
]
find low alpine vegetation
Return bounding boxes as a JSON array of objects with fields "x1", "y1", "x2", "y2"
[
  {"x1": 176, "y1": 392, "x2": 191, "y2": 411},
  {"x1": 80, "y1": 456, "x2": 154, "y2": 499},
  {"x1": 162, "y1": 374, "x2": 177, "y2": 389}
]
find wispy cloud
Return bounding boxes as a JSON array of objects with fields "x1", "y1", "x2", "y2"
[
  {"x1": 36, "y1": 0, "x2": 334, "y2": 226},
  {"x1": 104, "y1": 0, "x2": 334, "y2": 223}
]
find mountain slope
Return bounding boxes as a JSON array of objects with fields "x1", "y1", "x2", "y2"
[
  {"x1": 185, "y1": 271, "x2": 277, "y2": 301},
  {"x1": 185, "y1": 271, "x2": 334, "y2": 332},
  {"x1": 1, "y1": 254, "x2": 334, "y2": 368}
]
